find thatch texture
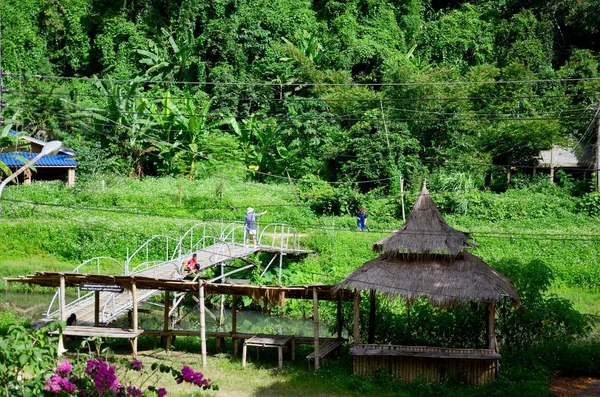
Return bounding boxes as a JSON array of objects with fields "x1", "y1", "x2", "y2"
[
  {"x1": 373, "y1": 184, "x2": 474, "y2": 256},
  {"x1": 335, "y1": 252, "x2": 519, "y2": 307}
]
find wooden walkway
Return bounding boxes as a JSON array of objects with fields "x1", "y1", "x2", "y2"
[{"x1": 47, "y1": 243, "x2": 312, "y2": 326}]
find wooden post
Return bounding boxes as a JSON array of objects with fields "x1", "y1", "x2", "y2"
[
  {"x1": 353, "y1": 290, "x2": 360, "y2": 345},
  {"x1": 379, "y1": 98, "x2": 390, "y2": 147},
  {"x1": 550, "y1": 144, "x2": 555, "y2": 184},
  {"x1": 400, "y1": 177, "x2": 406, "y2": 223},
  {"x1": 242, "y1": 341, "x2": 247, "y2": 367},
  {"x1": 368, "y1": 290, "x2": 376, "y2": 344},
  {"x1": 278, "y1": 346, "x2": 283, "y2": 370},
  {"x1": 58, "y1": 275, "x2": 66, "y2": 356},
  {"x1": 336, "y1": 297, "x2": 342, "y2": 340},
  {"x1": 278, "y1": 254, "x2": 283, "y2": 285},
  {"x1": 67, "y1": 168, "x2": 76, "y2": 187},
  {"x1": 313, "y1": 287, "x2": 320, "y2": 371},
  {"x1": 131, "y1": 280, "x2": 138, "y2": 359},
  {"x1": 596, "y1": 109, "x2": 600, "y2": 192},
  {"x1": 163, "y1": 290, "x2": 170, "y2": 350},
  {"x1": 94, "y1": 291, "x2": 100, "y2": 326},
  {"x1": 232, "y1": 295, "x2": 238, "y2": 357},
  {"x1": 487, "y1": 302, "x2": 497, "y2": 352},
  {"x1": 199, "y1": 283, "x2": 207, "y2": 369}
]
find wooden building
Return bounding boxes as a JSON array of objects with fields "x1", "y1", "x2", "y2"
[
  {"x1": 335, "y1": 181, "x2": 520, "y2": 386},
  {"x1": 0, "y1": 131, "x2": 77, "y2": 186}
]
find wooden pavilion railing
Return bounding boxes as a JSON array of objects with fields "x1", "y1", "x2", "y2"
[{"x1": 350, "y1": 344, "x2": 500, "y2": 386}]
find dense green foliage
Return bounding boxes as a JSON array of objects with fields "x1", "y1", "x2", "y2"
[
  {"x1": 2, "y1": 2, "x2": 600, "y2": 394},
  {"x1": 1, "y1": 0, "x2": 600, "y2": 189}
]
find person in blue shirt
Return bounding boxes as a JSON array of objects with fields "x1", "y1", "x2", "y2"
[
  {"x1": 244, "y1": 207, "x2": 267, "y2": 247},
  {"x1": 357, "y1": 207, "x2": 368, "y2": 231}
]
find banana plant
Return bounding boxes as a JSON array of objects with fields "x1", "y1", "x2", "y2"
[
  {"x1": 166, "y1": 93, "x2": 221, "y2": 180},
  {"x1": 68, "y1": 79, "x2": 155, "y2": 178},
  {"x1": 137, "y1": 28, "x2": 199, "y2": 82},
  {"x1": 226, "y1": 115, "x2": 294, "y2": 181}
]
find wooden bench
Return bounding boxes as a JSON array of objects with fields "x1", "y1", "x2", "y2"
[
  {"x1": 242, "y1": 335, "x2": 295, "y2": 370},
  {"x1": 50, "y1": 326, "x2": 142, "y2": 339},
  {"x1": 306, "y1": 339, "x2": 345, "y2": 369}
]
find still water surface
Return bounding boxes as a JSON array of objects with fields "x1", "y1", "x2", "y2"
[{"x1": 1, "y1": 292, "x2": 335, "y2": 337}]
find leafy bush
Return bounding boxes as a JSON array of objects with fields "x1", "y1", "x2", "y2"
[
  {"x1": 495, "y1": 259, "x2": 593, "y2": 349},
  {"x1": 577, "y1": 192, "x2": 600, "y2": 217},
  {"x1": 0, "y1": 323, "x2": 217, "y2": 396}
]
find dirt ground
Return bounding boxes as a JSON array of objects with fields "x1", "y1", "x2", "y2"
[{"x1": 550, "y1": 377, "x2": 600, "y2": 397}]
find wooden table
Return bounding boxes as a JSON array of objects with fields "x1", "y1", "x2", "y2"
[{"x1": 242, "y1": 335, "x2": 295, "y2": 369}]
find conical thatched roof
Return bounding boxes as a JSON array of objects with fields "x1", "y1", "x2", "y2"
[
  {"x1": 373, "y1": 182, "x2": 474, "y2": 257},
  {"x1": 335, "y1": 251, "x2": 520, "y2": 307}
]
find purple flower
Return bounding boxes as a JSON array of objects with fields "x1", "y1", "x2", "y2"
[
  {"x1": 56, "y1": 360, "x2": 72, "y2": 376},
  {"x1": 44, "y1": 373, "x2": 76, "y2": 394},
  {"x1": 180, "y1": 365, "x2": 194, "y2": 382},
  {"x1": 126, "y1": 385, "x2": 142, "y2": 396},
  {"x1": 59, "y1": 377, "x2": 77, "y2": 393},
  {"x1": 131, "y1": 359, "x2": 144, "y2": 371},
  {"x1": 85, "y1": 358, "x2": 121, "y2": 393},
  {"x1": 157, "y1": 387, "x2": 168, "y2": 397},
  {"x1": 178, "y1": 366, "x2": 212, "y2": 389}
]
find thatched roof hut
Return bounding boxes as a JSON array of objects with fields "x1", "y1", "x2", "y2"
[
  {"x1": 337, "y1": 251, "x2": 519, "y2": 307},
  {"x1": 372, "y1": 183, "x2": 475, "y2": 257},
  {"x1": 335, "y1": 180, "x2": 520, "y2": 380},
  {"x1": 336, "y1": 181, "x2": 519, "y2": 306}
]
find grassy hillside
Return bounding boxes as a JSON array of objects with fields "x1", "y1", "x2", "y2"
[{"x1": 2, "y1": 175, "x2": 599, "y2": 289}]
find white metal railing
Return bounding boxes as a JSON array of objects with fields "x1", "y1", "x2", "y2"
[
  {"x1": 45, "y1": 221, "x2": 302, "y2": 322},
  {"x1": 46, "y1": 257, "x2": 124, "y2": 318},
  {"x1": 125, "y1": 234, "x2": 181, "y2": 275}
]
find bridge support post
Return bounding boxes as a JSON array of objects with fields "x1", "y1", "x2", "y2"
[
  {"x1": 232, "y1": 294, "x2": 238, "y2": 357},
  {"x1": 278, "y1": 254, "x2": 286, "y2": 284},
  {"x1": 199, "y1": 282, "x2": 207, "y2": 369},
  {"x1": 58, "y1": 275, "x2": 66, "y2": 357},
  {"x1": 131, "y1": 280, "x2": 138, "y2": 359},
  {"x1": 94, "y1": 291, "x2": 100, "y2": 326},
  {"x1": 313, "y1": 287, "x2": 320, "y2": 371},
  {"x1": 162, "y1": 290, "x2": 171, "y2": 350}
]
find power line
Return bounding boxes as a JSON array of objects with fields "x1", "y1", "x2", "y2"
[
  {"x1": 7, "y1": 72, "x2": 600, "y2": 86},
  {"x1": 12, "y1": 100, "x2": 594, "y2": 119},
  {"x1": 5, "y1": 198, "x2": 600, "y2": 242},
  {"x1": 3, "y1": 84, "x2": 599, "y2": 102},
  {"x1": 9, "y1": 102, "x2": 599, "y2": 122}
]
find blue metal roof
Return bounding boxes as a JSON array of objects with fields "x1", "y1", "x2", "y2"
[
  {"x1": 0, "y1": 152, "x2": 77, "y2": 167},
  {"x1": 7, "y1": 130, "x2": 75, "y2": 154}
]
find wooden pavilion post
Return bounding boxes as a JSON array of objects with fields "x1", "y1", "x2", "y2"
[
  {"x1": 94, "y1": 291, "x2": 100, "y2": 326},
  {"x1": 162, "y1": 290, "x2": 170, "y2": 350},
  {"x1": 368, "y1": 290, "x2": 376, "y2": 344},
  {"x1": 486, "y1": 302, "x2": 497, "y2": 352},
  {"x1": 336, "y1": 297, "x2": 342, "y2": 340},
  {"x1": 313, "y1": 287, "x2": 320, "y2": 371},
  {"x1": 131, "y1": 280, "x2": 138, "y2": 359},
  {"x1": 199, "y1": 282, "x2": 207, "y2": 369},
  {"x1": 232, "y1": 294, "x2": 238, "y2": 357},
  {"x1": 353, "y1": 290, "x2": 360, "y2": 345},
  {"x1": 58, "y1": 274, "x2": 66, "y2": 356}
]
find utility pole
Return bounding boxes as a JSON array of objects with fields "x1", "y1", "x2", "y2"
[{"x1": 596, "y1": 105, "x2": 600, "y2": 192}]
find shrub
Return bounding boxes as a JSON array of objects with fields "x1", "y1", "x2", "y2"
[{"x1": 577, "y1": 191, "x2": 600, "y2": 217}]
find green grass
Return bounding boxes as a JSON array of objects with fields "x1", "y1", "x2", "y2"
[
  {"x1": 2, "y1": 174, "x2": 600, "y2": 395},
  {"x1": 550, "y1": 286, "x2": 600, "y2": 316}
]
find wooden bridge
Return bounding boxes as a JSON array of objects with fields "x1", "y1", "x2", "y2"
[{"x1": 40, "y1": 222, "x2": 312, "y2": 327}]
